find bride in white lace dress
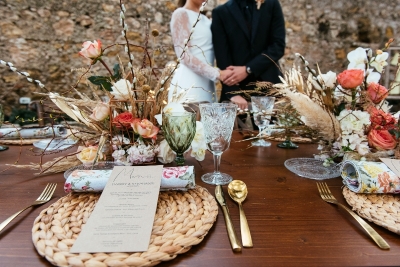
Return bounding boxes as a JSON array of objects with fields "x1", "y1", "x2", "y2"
[{"x1": 169, "y1": 0, "x2": 232, "y2": 103}]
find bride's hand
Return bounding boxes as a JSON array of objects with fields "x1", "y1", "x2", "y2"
[{"x1": 219, "y1": 69, "x2": 234, "y2": 83}]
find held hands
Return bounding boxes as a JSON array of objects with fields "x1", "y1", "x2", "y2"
[{"x1": 223, "y1": 66, "x2": 248, "y2": 87}]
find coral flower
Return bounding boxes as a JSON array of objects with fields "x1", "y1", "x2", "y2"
[
  {"x1": 367, "y1": 82, "x2": 389, "y2": 104},
  {"x1": 336, "y1": 69, "x2": 364, "y2": 89},
  {"x1": 132, "y1": 119, "x2": 159, "y2": 139},
  {"x1": 368, "y1": 129, "x2": 397, "y2": 150},
  {"x1": 113, "y1": 112, "x2": 135, "y2": 128}
]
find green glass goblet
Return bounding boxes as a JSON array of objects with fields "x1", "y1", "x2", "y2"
[{"x1": 162, "y1": 112, "x2": 196, "y2": 166}]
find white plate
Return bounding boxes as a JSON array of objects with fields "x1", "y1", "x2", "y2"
[
  {"x1": 284, "y1": 158, "x2": 341, "y2": 180},
  {"x1": 33, "y1": 138, "x2": 77, "y2": 151}
]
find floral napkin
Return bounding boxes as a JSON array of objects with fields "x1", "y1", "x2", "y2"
[
  {"x1": 0, "y1": 125, "x2": 66, "y2": 139},
  {"x1": 64, "y1": 166, "x2": 195, "y2": 193},
  {"x1": 341, "y1": 160, "x2": 400, "y2": 193}
]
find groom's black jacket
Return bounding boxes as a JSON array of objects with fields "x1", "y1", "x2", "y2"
[{"x1": 211, "y1": 0, "x2": 286, "y2": 102}]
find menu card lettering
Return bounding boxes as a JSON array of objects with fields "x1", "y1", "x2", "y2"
[{"x1": 70, "y1": 165, "x2": 163, "y2": 253}]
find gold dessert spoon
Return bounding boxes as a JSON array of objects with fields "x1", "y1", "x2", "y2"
[{"x1": 228, "y1": 180, "x2": 253, "y2": 247}]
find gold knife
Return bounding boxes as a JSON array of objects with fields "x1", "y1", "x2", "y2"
[{"x1": 215, "y1": 185, "x2": 242, "y2": 252}]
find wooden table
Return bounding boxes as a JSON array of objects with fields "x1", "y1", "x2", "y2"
[{"x1": 1, "y1": 132, "x2": 400, "y2": 267}]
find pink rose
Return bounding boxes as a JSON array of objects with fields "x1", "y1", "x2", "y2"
[
  {"x1": 79, "y1": 40, "x2": 102, "y2": 62},
  {"x1": 82, "y1": 186, "x2": 88, "y2": 191},
  {"x1": 336, "y1": 69, "x2": 364, "y2": 89},
  {"x1": 64, "y1": 183, "x2": 72, "y2": 193},
  {"x1": 90, "y1": 102, "x2": 109, "y2": 121},
  {"x1": 132, "y1": 119, "x2": 159, "y2": 139},
  {"x1": 113, "y1": 112, "x2": 135, "y2": 128},
  {"x1": 367, "y1": 82, "x2": 389, "y2": 104},
  {"x1": 163, "y1": 168, "x2": 179, "y2": 179},
  {"x1": 368, "y1": 129, "x2": 397, "y2": 150}
]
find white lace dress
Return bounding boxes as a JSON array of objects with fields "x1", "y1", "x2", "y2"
[{"x1": 169, "y1": 8, "x2": 219, "y2": 103}]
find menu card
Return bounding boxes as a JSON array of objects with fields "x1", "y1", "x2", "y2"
[
  {"x1": 70, "y1": 165, "x2": 163, "y2": 253},
  {"x1": 380, "y1": 158, "x2": 400, "y2": 177}
]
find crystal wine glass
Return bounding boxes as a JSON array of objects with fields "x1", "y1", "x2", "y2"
[
  {"x1": 0, "y1": 104, "x2": 8, "y2": 151},
  {"x1": 162, "y1": 112, "x2": 196, "y2": 166},
  {"x1": 199, "y1": 103, "x2": 237, "y2": 185},
  {"x1": 251, "y1": 96, "x2": 275, "y2": 147}
]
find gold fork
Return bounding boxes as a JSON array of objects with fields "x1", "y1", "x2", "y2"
[
  {"x1": 0, "y1": 183, "x2": 57, "y2": 232},
  {"x1": 316, "y1": 182, "x2": 390, "y2": 250}
]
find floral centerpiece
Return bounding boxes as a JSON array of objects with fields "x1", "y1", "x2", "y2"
[
  {"x1": 263, "y1": 39, "x2": 400, "y2": 165},
  {"x1": 0, "y1": 0, "x2": 210, "y2": 174}
]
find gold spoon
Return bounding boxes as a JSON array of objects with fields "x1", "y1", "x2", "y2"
[{"x1": 228, "y1": 180, "x2": 253, "y2": 247}]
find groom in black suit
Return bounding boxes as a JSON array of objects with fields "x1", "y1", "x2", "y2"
[{"x1": 211, "y1": 0, "x2": 286, "y2": 110}]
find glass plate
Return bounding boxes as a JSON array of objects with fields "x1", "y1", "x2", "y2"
[
  {"x1": 33, "y1": 138, "x2": 77, "y2": 151},
  {"x1": 284, "y1": 158, "x2": 341, "y2": 180},
  {"x1": 64, "y1": 161, "x2": 125, "y2": 179}
]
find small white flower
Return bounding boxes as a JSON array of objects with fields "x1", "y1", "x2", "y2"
[
  {"x1": 347, "y1": 47, "x2": 368, "y2": 69},
  {"x1": 130, "y1": 54, "x2": 134, "y2": 60},
  {"x1": 121, "y1": 30, "x2": 125, "y2": 36},
  {"x1": 110, "y1": 79, "x2": 133, "y2": 100},
  {"x1": 370, "y1": 52, "x2": 389, "y2": 73},
  {"x1": 121, "y1": 4, "x2": 126, "y2": 12},
  {"x1": 120, "y1": 11, "x2": 125, "y2": 19},
  {"x1": 21, "y1": 72, "x2": 30, "y2": 76},
  {"x1": 7, "y1": 62, "x2": 13, "y2": 67},
  {"x1": 294, "y1": 53, "x2": 300, "y2": 57},
  {"x1": 10, "y1": 67, "x2": 17, "y2": 72},
  {"x1": 0, "y1": 60, "x2": 6, "y2": 65},
  {"x1": 200, "y1": 6, "x2": 204, "y2": 12},
  {"x1": 27, "y1": 78, "x2": 33, "y2": 82}
]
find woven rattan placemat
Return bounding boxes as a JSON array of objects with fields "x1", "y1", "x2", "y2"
[
  {"x1": 32, "y1": 186, "x2": 218, "y2": 267},
  {"x1": 343, "y1": 187, "x2": 400, "y2": 234}
]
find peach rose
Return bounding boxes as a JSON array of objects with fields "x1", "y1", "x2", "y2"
[
  {"x1": 89, "y1": 102, "x2": 109, "y2": 121},
  {"x1": 78, "y1": 40, "x2": 102, "y2": 62},
  {"x1": 369, "y1": 107, "x2": 396, "y2": 130},
  {"x1": 368, "y1": 129, "x2": 397, "y2": 150},
  {"x1": 367, "y1": 82, "x2": 389, "y2": 104},
  {"x1": 132, "y1": 119, "x2": 159, "y2": 139},
  {"x1": 113, "y1": 112, "x2": 135, "y2": 128},
  {"x1": 336, "y1": 69, "x2": 364, "y2": 89},
  {"x1": 76, "y1": 145, "x2": 105, "y2": 165}
]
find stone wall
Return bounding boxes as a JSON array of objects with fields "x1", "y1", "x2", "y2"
[{"x1": 0, "y1": 0, "x2": 399, "y2": 115}]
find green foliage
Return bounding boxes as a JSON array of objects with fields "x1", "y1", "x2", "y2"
[{"x1": 88, "y1": 63, "x2": 122, "y2": 91}]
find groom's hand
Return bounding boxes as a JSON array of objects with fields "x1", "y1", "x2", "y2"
[
  {"x1": 230, "y1": 95, "x2": 248, "y2": 110},
  {"x1": 223, "y1": 66, "x2": 248, "y2": 86}
]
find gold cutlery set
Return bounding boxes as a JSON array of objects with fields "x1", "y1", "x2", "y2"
[
  {"x1": 215, "y1": 181, "x2": 391, "y2": 251},
  {"x1": 215, "y1": 180, "x2": 253, "y2": 252}
]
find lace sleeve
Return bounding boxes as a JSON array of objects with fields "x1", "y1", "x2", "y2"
[{"x1": 170, "y1": 9, "x2": 220, "y2": 82}]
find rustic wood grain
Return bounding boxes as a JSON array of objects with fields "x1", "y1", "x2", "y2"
[{"x1": 0, "y1": 131, "x2": 398, "y2": 267}]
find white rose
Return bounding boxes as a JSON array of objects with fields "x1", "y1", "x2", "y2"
[
  {"x1": 110, "y1": 79, "x2": 132, "y2": 100},
  {"x1": 89, "y1": 102, "x2": 109, "y2": 121},
  {"x1": 157, "y1": 139, "x2": 175, "y2": 164}
]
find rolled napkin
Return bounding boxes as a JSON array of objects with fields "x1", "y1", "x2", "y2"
[
  {"x1": 64, "y1": 166, "x2": 195, "y2": 193},
  {"x1": 341, "y1": 160, "x2": 400, "y2": 193},
  {"x1": 0, "y1": 125, "x2": 67, "y2": 139}
]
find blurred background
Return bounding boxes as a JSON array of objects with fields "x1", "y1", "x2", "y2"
[{"x1": 0, "y1": 0, "x2": 399, "y2": 124}]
